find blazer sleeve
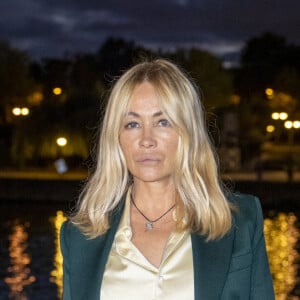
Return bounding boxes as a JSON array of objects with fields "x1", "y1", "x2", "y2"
[
  {"x1": 250, "y1": 197, "x2": 275, "y2": 299},
  {"x1": 60, "y1": 221, "x2": 72, "y2": 300}
]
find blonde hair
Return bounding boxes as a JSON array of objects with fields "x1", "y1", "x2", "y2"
[{"x1": 71, "y1": 59, "x2": 233, "y2": 240}]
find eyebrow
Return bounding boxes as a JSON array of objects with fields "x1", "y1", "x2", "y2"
[{"x1": 126, "y1": 111, "x2": 164, "y2": 118}]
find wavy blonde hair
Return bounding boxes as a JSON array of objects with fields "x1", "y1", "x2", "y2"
[{"x1": 71, "y1": 59, "x2": 233, "y2": 240}]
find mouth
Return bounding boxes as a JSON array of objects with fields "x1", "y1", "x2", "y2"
[{"x1": 136, "y1": 156, "x2": 160, "y2": 164}]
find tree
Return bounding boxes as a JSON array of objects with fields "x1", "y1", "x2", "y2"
[
  {"x1": 235, "y1": 32, "x2": 300, "y2": 164},
  {"x1": 10, "y1": 54, "x2": 106, "y2": 167},
  {"x1": 184, "y1": 48, "x2": 233, "y2": 109},
  {"x1": 275, "y1": 67, "x2": 300, "y2": 101},
  {"x1": 95, "y1": 37, "x2": 154, "y2": 86},
  {"x1": 0, "y1": 42, "x2": 36, "y2": 166},
  {"x1": 166, "y1": 48, "x2": 233, "y2": 110},
  {"x1": 0, "y1": 42, "x2": 34, "y2": 123},
  {"x1": 236, "y1": 32, "x2": 300, "y2": 97}
]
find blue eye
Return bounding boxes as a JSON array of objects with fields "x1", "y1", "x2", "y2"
[
  {"x1": 124, "y1": 121, "x2": 139, "y2": 129},
  {"x1": 158, "y1": 119, "x2": 171, "y2": 127}
]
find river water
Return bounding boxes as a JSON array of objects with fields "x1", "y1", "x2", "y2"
[{"x1": 0, "y1": 202, "x2": 299, "y2": 300}]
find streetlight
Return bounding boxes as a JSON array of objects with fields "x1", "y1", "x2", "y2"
[
  {"x1": 271, "y1": 112, "x2": 288, "y2": 121},
  {"x1": 55, "y1": 136, "x2": 68, "y2": 174},
  {"x1": 266, "y1": 125, "x2": 275, "y2": 133},
  {"x1": 12, "y1": 107, "x2": 30, "y2": 116},
  {"x1": 284, "y1": 120, "x2": 293, "y2": 130},
  {"x1": 284, "y1": 120, "x2": 300, "y2": 181},
  {"x1": 270, "y1": 112, "x2": 288, "y2": 142},
  {"x1": 12, "y1": 107, "x2": 21, "y2": 116},
  {"x1": 53, "y1": 87, "x2": 62, "y2": 96},
  {"x1": 21, "y1": 108, "x2": 30, "y2": 116},
  {"x1": 265, "y1": 88, "x2": 274, "y2": 99},
  {"x1": 294, "y1": 121, "x2": 300, "y2": 129},
  {"x1": 279, "y1": 112, "x2": 288, "y2": 120},
  {"x1": 284, "y1": 120, "x2": 300, "y2": 140},
  {"x1": 56, "y1": 137, "x2": 67, "y2": 147}
]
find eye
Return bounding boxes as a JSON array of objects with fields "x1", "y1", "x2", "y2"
[
  {"x1": 124, "y1": 121, "x2": 140, "y2": 129},
  {"x1": 157, "y1": 119, "x2": 171, "y2": 127}
]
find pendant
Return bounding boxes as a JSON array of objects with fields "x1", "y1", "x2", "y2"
[{"x1": 146, "y1": 221, "x2": 153, "y2": 230}]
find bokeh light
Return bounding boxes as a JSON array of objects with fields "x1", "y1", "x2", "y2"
[
  {"x1": 56, "y1": 137, "x2": 68, "y2": 147},
  {"x1": 53, "y1": 87, "x2": 62, "y2": 95},
  {"x1": 50, "y1": 210, "x2": 67, "y2": 299},
  {"x1": 4, "y1": 222, "x2": 36, "y2": 300},
  {"x1": 264, "y1": 212, "x2": 300, "y2": 299}
]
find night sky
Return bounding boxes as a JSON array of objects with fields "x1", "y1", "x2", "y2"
[{"x1": 1, "y1": 0, "x2": 300, "y2": 64}]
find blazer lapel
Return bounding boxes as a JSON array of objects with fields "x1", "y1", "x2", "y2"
[
  {"x1": 191, "y1": 228, "x2": 235, "y2": 300},
  {"x1": 78, "y1": 201, "x2": 125, "y2": 300},
  {"x1": 97, "y1": 203, "x2": 125, "y2": 293}
]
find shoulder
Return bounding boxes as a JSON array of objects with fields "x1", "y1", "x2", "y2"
[
  {"x1": 60, "y1": 221, "x2": 85, "y2": 254},
  {"x1": 228, "y1": 193, "x2": 263, "y2": 221},
  {"x1": 61, "y1": 220, "x2": 85, "y2": 241},
  {"x1": 60, "y1": 220, "x2": 102, "y2": 252},
  {"x1": 60, "y1": 217, "x2": 120, "y2": 252},
  {"x1": 228, "y1": 193, "x2": 264, "y2": 247}
]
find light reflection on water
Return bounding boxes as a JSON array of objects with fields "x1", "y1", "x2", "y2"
[
  {"x1": 50, "y1": 211, "x2": 67, "y2": 299},
  {"x1": 1, "y1": 207, "x2": 300, "y2": 299},
  {"x1": 264, "y1": 212, "x2": 300, "y2": 299},
  {"x1": 4, "y1": 221, "x2": 36, "y2": 300},
  {"x1": 0, "y1": 205, "x2": 65, "y2": 300}
]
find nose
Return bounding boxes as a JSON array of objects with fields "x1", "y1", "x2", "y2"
[{"x1": 139, "y1": 126, "x2": 157, "y2": 148}]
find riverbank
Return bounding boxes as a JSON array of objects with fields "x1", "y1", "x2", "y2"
[
  {"x1": 1, "y1": 169, "x2": 299, "y2": 182},
  {"x1": 0, "y1": 169, "x2": 299, "y2": 207}
]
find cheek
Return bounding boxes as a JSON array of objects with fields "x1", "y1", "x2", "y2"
[
  {"x1": 163, "y1": 133, "x2": 179, "y2": 151},
  {"x1": 119, "y1": 134, "x2": 133, "y2": 160},
  {"x1": 171, "y1": 135, "x2": 179, "y2": 148},
  {"x1": 165, "y1": 136, "x2": 179, "y2": 164}
]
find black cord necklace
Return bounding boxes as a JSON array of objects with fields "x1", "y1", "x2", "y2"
[{"x1": 130, "y1": 193, "x2": 176, "y2": 231}]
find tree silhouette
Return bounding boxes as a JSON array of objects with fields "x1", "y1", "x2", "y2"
[
  {"x1": 0, "y1": 42, "x2": 34, "y2": 123},
  {"x1": 95, "y1": 37, "x2": 154, "y2": 85}
]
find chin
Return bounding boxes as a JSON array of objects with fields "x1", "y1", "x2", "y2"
[{"x1": 133, "y1": 172, "x2": 172, "y2": 184}]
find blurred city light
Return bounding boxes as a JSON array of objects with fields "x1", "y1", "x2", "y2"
[
  {"x1": 55, "y1": 137, "x2": 68, "y2": 173},
  {"x1": 271, "y1": 112, "x2": 288, "y2": 121},
  {"x1": 28, "y1": 91, "x2": 43, "y2": 105},
  {"x1": 4, "y1": 222, "x2": 36, "y2": 299},
  {"x1": 294, "y1": 121, "x2": 300, "y2": 129},
  {"x1": 12, "y1": 107, "x2": 21, "y2": 116},
  {"x1": 50, "y1": 210, "x2": 67, "y2": 299},
  {"x1": 230, "y1": 94, "x2": 240, "y2": 105},
  {"x1": 284, "y1": 121, "x2": 293, "y2": 129},
  {"x1": 12, "y1": 107, "x2": 30, "y2": 116},
  {"x1": 285, "y1": 120, "x2": 300, "y2": 130},
  {"x1": 266, "y1": 125, "x2": 275, "y2": 133},
  {"x1": 265, "y1": 88, "x2": 274, "y2": 99},
  {"x1": 53, "y1": 87, "x2": 62, "y2": 95},
  {"x1": 21, "y1": 108, "x2": 30, "y2": 116},
  {"x1": 279, "y1": 112, "x2": 288, "y2": 120},
  {"x1": 56, "y1": 137, "x2": 67, "y2": 147},
  {"x1": 264, "y1": 213, "x2": 300, "y2": 298}
]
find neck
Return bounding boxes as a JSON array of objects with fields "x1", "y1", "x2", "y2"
[{"x1": 131, "y1": 180, "x2": 176, "y2": 212}]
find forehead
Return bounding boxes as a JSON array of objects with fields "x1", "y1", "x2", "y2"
[{"x1": 128, "y1": 82, "x2": 162, "y2": 113}]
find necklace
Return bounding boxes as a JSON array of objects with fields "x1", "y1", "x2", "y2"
[{"x1": 130, "y1": 193, "x2": 176, "y2": 231}]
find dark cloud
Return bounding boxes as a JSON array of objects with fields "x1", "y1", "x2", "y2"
[{"x1": 1, "y1": 0, "x2": 299, "y2": 61}]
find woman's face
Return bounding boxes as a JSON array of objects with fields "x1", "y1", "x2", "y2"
[{"x1": 119, "y1": 81, "x2": 179, "y2": 185}]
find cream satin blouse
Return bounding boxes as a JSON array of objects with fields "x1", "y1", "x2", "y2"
[{"x1": 100, "y1": 190, "x2": 194, "y2": 300}]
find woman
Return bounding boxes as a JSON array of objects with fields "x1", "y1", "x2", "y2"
[{"x1": 60, "y1": 59, "x2": 274, "y2": 299}]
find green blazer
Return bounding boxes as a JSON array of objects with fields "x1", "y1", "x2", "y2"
[{"x1": 60, "y1": 194, "x2": 275, "y2": 299}]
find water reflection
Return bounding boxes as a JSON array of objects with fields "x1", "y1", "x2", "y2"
[
  {"x1": 264, "y1": 212, "x2": 300, "y2": 299},
  {"x1": 1, "y1": 205, "x2": 300, "y2": 300},
  {"x1": 4, "y1": 221, "x2": 36, "y2": 300},
  {"x1": 50, "y1": 210, "x2": 67, "y2": 299}
]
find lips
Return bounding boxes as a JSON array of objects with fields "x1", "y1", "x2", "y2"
[{"x1": 135, "y1": 155, "x2": 161, "y2": 164}]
